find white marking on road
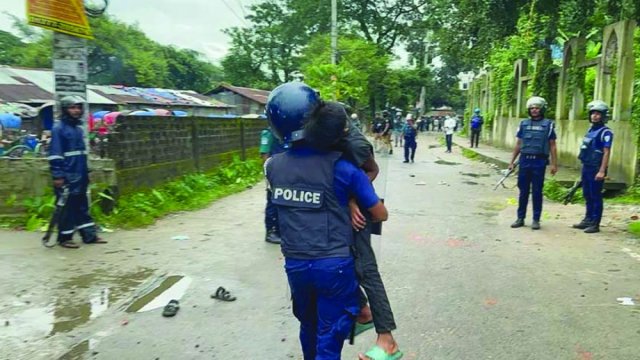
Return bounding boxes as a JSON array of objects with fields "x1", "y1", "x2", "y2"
[{"x1": 138, "y1": 276, "x2": 193, "y2": 313}]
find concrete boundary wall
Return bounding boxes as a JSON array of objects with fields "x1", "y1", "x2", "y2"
[{"x1": 468, "y1": 20, "x2": 638, "y2": 185}]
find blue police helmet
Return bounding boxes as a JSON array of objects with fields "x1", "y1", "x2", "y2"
[{"x1": 266, "y1": 82, "x2": 321, "y2": 146}]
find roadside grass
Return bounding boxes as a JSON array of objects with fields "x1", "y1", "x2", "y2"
[
  {"x1": 461, "y1": 148, "x2": 481, "y2": 161},
  {"x1": 2, "y1": 156, "x2": 264, "y2": 231}
]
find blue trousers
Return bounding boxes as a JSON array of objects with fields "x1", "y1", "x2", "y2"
[
  {"x1": 265, "y1": 190, "x2": 279, "y2": 232},
  {"x1": 581, "y1": 166, "x2": 604, "y2": 224},
  {"x1": 404, "y1": 139, "x2": 416, "y2": 161},
  {"x1": 517, "y1": 165, "x2": 546, "y2": 221},
  {"x1": 55, "y1": 185, "x2": 97, "y2": 243},
  {"x1": 285, "y1": 257, "x2": 359, "y2": 360}
]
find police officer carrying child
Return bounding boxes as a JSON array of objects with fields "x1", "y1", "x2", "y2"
[
  {"x1": 48, "y1": 96, "x2": 107, "y2": 248},
  {"x1": 572, "y1": 100, "x2": 613, "y2": 234},
  {"x1": 264, "y1": 82, "x2": 389, "y2": 359},
  {"x1": 508, "y1": 96, "x2": 558, "y2": 230}
]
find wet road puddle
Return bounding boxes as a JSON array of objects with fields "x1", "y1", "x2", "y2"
[
  {"x1": 0, "y1": 268, "x2": 154, "y2": 342},
  {"x1": 435, "y1": 160, "x2": 460, "y2": 165},
  {"x1": 126, "y1": 275, "x2": 192, "y2": 313},
  {"x1": 58, "y1": 338, "x2": 97, "y2": 360}
]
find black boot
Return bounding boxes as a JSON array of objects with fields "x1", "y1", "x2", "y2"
[
  {"x1": 510, "y1": 218, "x2": 525, "y2": 228},
  {"x1": 572, "y1": 218, "x2": 592, "y2": 230},
  {"x1": 265, "y1": 229, "x2": 282, "y2": 244},
  {"x1": 531, "y1": 220, "x2": 541, "y2": 230},
  {"x1": 584, "y1": 224, "x2": 600, "y2": 233}
]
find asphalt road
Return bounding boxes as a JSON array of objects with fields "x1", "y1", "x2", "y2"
[{"x1": 1, "y1": 133, "x2": 639, "y2": 360}]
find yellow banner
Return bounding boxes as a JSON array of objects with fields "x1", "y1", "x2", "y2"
[{"x1": 27, "y1": 0, "x2": 93, "y2": 39}]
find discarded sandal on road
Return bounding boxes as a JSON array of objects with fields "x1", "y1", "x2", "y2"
[
  {"x1": 359, "y1": 345, "x2": 404, "y2": 360},
  {"x1": 162, "y1": 299, "x2": 180, "y2": 317},
  {"x1": 211, "y1": 286, "x2": 236, "y2": 302}
]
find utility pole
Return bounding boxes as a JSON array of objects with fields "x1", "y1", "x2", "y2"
[{"x1": 331, "y1": 0, "x2": 337, "y2": 66}]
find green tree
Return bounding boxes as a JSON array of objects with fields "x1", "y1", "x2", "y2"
[
  {"x1": 4, "y1": 14, "x2": 223, "y2": 91},
  {"x1": 301, "y1": 35, "x2": 390, "y2": 109},
  {"x1": 0, "y1": 30, "x2": 24, "y2": 64}
]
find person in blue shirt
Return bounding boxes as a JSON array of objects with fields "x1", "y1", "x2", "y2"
[
  {"x1": 469, "y1": 108, "x2": 483, "y2": 148},
  {"x1": 572, "y1": 100, "x2": 614, "y2": 234},
  {"x1": 402, "y1": 117, "x2": 417, "y2": 163},
  {"x1": 260, "y1": 126, "x2": 286, "y2": 244},
  {"x1": 48, "y1": 96, "x2": 107, "y2": 248},
  {"x1": 265, "y1": 82, "x2": 389, "y2": 359},
  {"x1": 306, "y1": 104, "x2": 403, "y2": 360},
  {"x1": 508, "y1": 96, "x2": 558, "y2": 230}
]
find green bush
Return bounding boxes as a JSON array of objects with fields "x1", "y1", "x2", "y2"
[
  {"x1": 4, "y1": 156, "x2": 264, "y2": 230},
  {"x1": 543, "y1": 177, "x2": 584, "y2": 203},
  {"x1": 628, "y1": 221, "x2": 640, "y2": 237}
]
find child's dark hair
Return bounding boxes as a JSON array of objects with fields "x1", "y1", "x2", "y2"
[{"x1": 303, "y1": 101, "x2": 348, "y2": 150}]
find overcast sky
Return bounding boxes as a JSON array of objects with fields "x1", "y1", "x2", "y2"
[{"x1": 0, "y1": 0, "x2": 262, "y2": 63}]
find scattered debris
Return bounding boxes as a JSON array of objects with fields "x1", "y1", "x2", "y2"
[
  {"x1": 415, "y1": 181, "x2": 427, "y2": 186},
  {"x1": 438, "y1": 181, "x2": 449, "y2": 186},
  {"x1": 616, "y1": 297, "x2": 636, "y2": 306},
  {"x1": 171, "y1": 235, "x2": 190, "y2": 241}
]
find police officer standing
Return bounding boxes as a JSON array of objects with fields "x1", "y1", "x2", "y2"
[
  {"x1": 403, "y1": 116, "x2": 417, "y2": 163},
  {"x1": 48, "y1": 96, "x2": 107, "y2": 248},
  {"x1": 469, "y1": 108, "x2": 483, "y2": 148},
  {"x1": 572, "y1": 100, "x2": 613, "y2": 233},
  {"x1": 259, "y1": 126, "x2": 285, "y2": 244},
  {"x1": 265, "y1": 82, "x2": 389, "y2": 358},
  {"x1": 508, "y1": 96, "x2": 558, "y2": 230}
]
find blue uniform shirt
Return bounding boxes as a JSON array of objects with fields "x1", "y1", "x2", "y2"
[
  {"x1": 516, "y1": 120, "x2": 557, "y2": 140},
  {"x1": 588, "y1": 124, "x2": 613, "y2": 149},
  {"x1": 266, "y1": 147, "x2": 379, "y2": 209},
  {"x1": 516, "y1": 119, "x2": 557, "y2": 167}
]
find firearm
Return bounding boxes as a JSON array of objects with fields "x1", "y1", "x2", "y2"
[
  {"x1": 42, "y1": 186, "x2": 70, "y2": 248},
  {"x1": 563, "y1": 179, "x2": 582, "y2": 205},
  {"x1": 494, "y1": 160, "x2": 519, "y2": 190}
]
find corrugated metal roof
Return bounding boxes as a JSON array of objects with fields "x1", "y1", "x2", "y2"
[
  {"x1": 0, "y1": 66, "x2": 116, "y2": 105},
  {"x1": 208, "y1": 84, "x2": 270, "y2": 105},
  {"x1": 0, "y1": 84, "x2": 52, "y2": 103},
  {"x1": 173, "y1": 90, "x2": 233, "y2": 108},
  {"x1": 0, "y1": 66, "x2": 235, "y2": 109}
]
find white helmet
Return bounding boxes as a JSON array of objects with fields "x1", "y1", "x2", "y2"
[
  {"x1": 526, "y1": 96, "x2": 547, "y2": 117},
  {"x1": 587, "y1": 100, "x2": 609, "y2": 122},
  {"x1": 526, "y1": 96, "x2": 547, "y2": 109},
  {"x1": 350, "y1": 113, "x2": 358, "y2": 119}
]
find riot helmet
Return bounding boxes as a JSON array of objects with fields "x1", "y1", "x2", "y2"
[
  {"x1": 526, "y1": 96, "x2": 547, "y2": 117},
  {"x1": 587, "y1": 100, "x2": 609, "y2": 123},
  {"x1": 265, "y1": 82, "x2": 321, "y2": 146}
]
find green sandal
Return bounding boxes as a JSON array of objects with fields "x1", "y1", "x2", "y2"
[
  {"x1": 354, "y1": 321, "x2": 374, "y2": 337},
  {"x1": 363, "y1": 345, "x2": 404, "y2": 360}
]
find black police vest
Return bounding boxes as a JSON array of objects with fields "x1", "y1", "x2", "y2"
[
  {"x1": 520, "y1": 118, "x2": 552, "y2": 155},
  {"x1": 578, "y1": 126, "x2": 609, "y2": 167},
  {"x1": 266, "y1": 151, "x2": 353, "y2": 259}
]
